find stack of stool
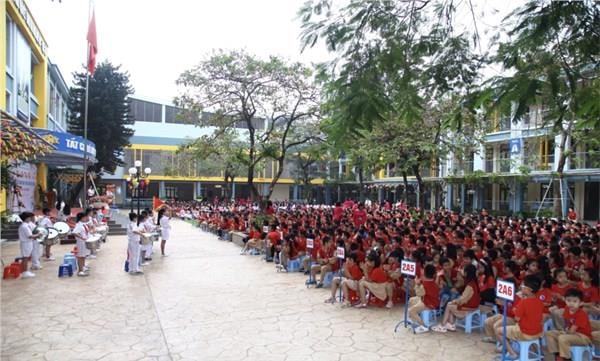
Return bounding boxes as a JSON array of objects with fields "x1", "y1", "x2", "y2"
[
  {"x1": 58, "y1": 264, "x2": 73, "y2": 277},
  {"x1": 63, "y1": 254, "x2": 77, "y2": 273}
]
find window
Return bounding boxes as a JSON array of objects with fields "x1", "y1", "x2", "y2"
[
  {"x1": 165, "y1": 186, "x2": 177, "y2": 199},
  {"x1": 130, "y1": 98, "x2": 162, "y2": 123},
  {"x1": 6, "y1": 17, "x2": 13, "y2": 71}
]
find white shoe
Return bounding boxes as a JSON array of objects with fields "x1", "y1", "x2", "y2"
[
  {"x1": 161, "y1": 254, "x2": 168, "y2": 257},
  {"x1": 87, "y1": 255, "x2": 97, "y2": 259},
  {"x1": 414, "y1": 325, "x2": 430, "y2": 334},
  {"x1": 31, "y1": 265, "x2": 42, "y2": 270},
  {"x1": 44, "y1": 256, "x2": 56, "y2": 261},
  {"x1": 140, "y1": 262, "x2": 149, "y2": 266},
  {"x1": 21, "y1": 271, "x2": 36, "y2": 278},
  {"x1": 77, "y1": 271, "x2": 89, "y2": 277}
]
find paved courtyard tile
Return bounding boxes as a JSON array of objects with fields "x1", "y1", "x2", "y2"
[{"x1": 2, "y1": 219, "x2": 503, "y2": 361}]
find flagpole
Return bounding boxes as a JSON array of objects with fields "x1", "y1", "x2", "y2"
[{"x1": 82, "y1": 0, "x2": 92, "y2": 208}]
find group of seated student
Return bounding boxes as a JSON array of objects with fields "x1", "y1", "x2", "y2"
[{"x1": 189, "y1": 198, "x2": 600, "y2": 359}]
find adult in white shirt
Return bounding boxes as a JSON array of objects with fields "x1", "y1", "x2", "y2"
[
  {"x1": 18, "y1": 212, "x2": 41, "y2": 278},
  {"x1": 38, "y1": 207, "x2": 56, "y2": 261},
  {"x1": 127, "y1": 212, "x2": 144, "y2": 274},
  {"x1": 71, "y1": 212, "x2": 91, "y2": 276},
  {"x1": 157, "y1": 208, "x2": 171, "y2": 256}
]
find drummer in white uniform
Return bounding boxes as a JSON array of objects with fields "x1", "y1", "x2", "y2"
[
  {"x1": 127, "y1": 212, "x2": 144, "y2": 275},
  {"x1": 38, "y1": 208, "x2": 56, "y2": 261},
  {"x1": 18, "y1": 212, "x2": 42, "y2": 278},
  {"x1": 72, "y1": 212, "x2": 91, "y2": 276},
  {"x1": 84, "y1": 208, "x2": 98, "y2": 259},
  {"x1": 141, "y1": 209, "x2": 155, "y2": 262},
  {"x1": 28, "y1": 215, "x2": 43, "y2": 270}
]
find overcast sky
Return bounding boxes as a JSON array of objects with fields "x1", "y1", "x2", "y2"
[{"x1": 27, "y1": 0, "x2": 518, "y2": 104}]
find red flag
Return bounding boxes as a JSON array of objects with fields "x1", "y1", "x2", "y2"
[
  {"x1": 87, "y1": 11, "x2": 97, "y2": 74},
  {"x1": 153, "y1": 196, "x2": 165, "y2": 211}
]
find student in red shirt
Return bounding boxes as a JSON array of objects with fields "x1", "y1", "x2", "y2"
[
  {"x1": 352, "y1": 204, "x2": 367, "y2": 227},
  {"x1": 355, "y1": 251, "x2": 389, "y2": 308},
  {"x1": 477, "y1": 258, "x2": 496, "y2": 304},
  {"x1": 577, "y1": 268, "x2": 600, "y2": 306},
  {"x1": 326, "y1": 252, "x2": 362, "y2": 304},
  {"x1": 333, "y1": 202, "x2": 344, "y2": 222},
  {"x1": 550, "y1": 268, "x2": 571, "y2": 330},
  {"x1": 494, "y1": 275, "x2": 545, "y2": 359},
  {"x1": 408, "y1": 264, "x2": 440, "y2": 334},
  {"x1": 432, "y1": 264, "x2": 480, "y2": 332},
  {"x1": 546, "y1": 288, "x2": 593, "y2": 361},
  {"x1": 240, "y1": 224, "x2": 263, "y2": 255},
  {"x1": 266, "y1": 225, "x2": 281, "y2": 261}
]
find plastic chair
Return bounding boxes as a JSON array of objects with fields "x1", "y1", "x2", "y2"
[
  {"x1": 58, "y1": 264, "x2": 73, "y2": 277},
  {"x1": 570, "y1": 345, "x2": 593, "y2": 361},
  {"x1": 510, "y1": 339, "x2": 543, "y2": 361},
  {"x1": 63, "y1": 256, "x2": 77, "y2": 274},
  {"x1": 287, "y1": 259, "x2": 301, "y2": 272},
  {"x1": 592, "y1": 344, "x2": 600, "y2": 359},
  {"x1": 541, "y1": 318, "x2": 554, "y2": 347},
  {"x1": 322, "y1": 271, "x2": 336, "y2": 287},
  {"x1": 420, "y1": 309, "x2": 440, "y2": 328},
  {"x1": 456, "y1": 309, "x2": 484, "y2": 334},
  {"x1": 3, "y1": 264, "x2": 21, "y2": 279}
]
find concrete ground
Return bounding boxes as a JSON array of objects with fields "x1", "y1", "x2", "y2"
[{"x1": 1, "y1": 219, "x2": 501, "y2": 361}]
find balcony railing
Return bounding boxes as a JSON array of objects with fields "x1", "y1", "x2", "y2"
[
  {"x1": 568, "y1": 151, "x2": 600, "y2": 170},
  {"x1": 523, "y1": 154, "x2": 554, "y2": 171}
]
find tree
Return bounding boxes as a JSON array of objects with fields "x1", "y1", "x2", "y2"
[
  {"x1": 476, "y1": 0, "x2": 600, "y2": 217},
  {"x1": 69, "y1": 62, "x2": 135, "y2": 173},
  {"x1": 179, "y1": 130, "x2": 247, "y2": 201},
  {"x1": 291, "y1": 139, "x2": 329, "y2": 201},
  {"x1": 176, "y1": 50, "x2": 320, "y2": 202},
  {"x1": 68, "y1": 62, "x2": 135, "y2": 203}
]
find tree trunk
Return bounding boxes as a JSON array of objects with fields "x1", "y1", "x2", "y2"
[
  {"x1": 265, "y1": 157, "x2": 286, "y2": 201},
  {"x1": 413, "y1": 165, "x2": 425, "y2": 215},
  {"x1": 223, "y1": 173, "x2": 231, "y2": 201},
  {"x1": 553, "y1": 128, "x2": 569, "y2": 218},
  {"x1": 358, "y1": 165, "x2": 365, "y2": 202},
  {"x1": 402, "y1": 171, "x2": 409, "y2": 204}
]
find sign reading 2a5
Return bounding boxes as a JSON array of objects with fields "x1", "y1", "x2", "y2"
[
  {"x1": 400, "y1": 260, "x2": 417, "y2": 277},
  {"x1": 496, "y1": 280, "x2": 515, "y2": 302}
]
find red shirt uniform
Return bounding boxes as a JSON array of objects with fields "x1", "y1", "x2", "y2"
[
  {"x1": 333, "y1": 206, "x2": 344, "y2": 222},
  {"x1": 514, "y1": 297, "x2": 544, "y2": 336},
  {"x1": 352, "y1": 209, "x2": 367, "y2": 226},
  {"x1": 577, "y1": 282, "x2": 600, "y2": 304},
  {"x1": 479, "y1": 275, "x2": 496, "y2": 293},
  {"x1": 346, "y1": 263, "x2": 363, "y2": 281},
  {"x1": 267, "y1": 231, "x2": 281, "y2": 246},
  {"x1": 551, "y1": 284, "x2": 569, "y2": 308},
  {"x1": 422, "y1": 279, "x2": 440, "y2": 310},
  {"x1": 536, "y1": 288, "x2": 553, "y2": 314},
  {"x1": 369, "y1": 267, "x2": 388, "y2": 283},
  {"x1": 563, "y1": 308, "x2": 592, "y2": 339},
  {"x1": 459, "y1": 281, "x2": 481, "y2": 310}
]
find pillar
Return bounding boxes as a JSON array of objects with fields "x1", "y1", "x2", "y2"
[
  {"x1": 293, "y1": 185, "x2": 299, "y2": 201},
  {"x1": 159, "y1": 181, "x2": 166, "y2": 198},
  {"x1": 445, "y1": 184, "x2": 453, "y2": 210},
  {"x1": 324, "y1": 185, "x2": 332, "y2": 205},
  {"x1": 193, "y1": 182, "x2": 198, "y2": 199},
  {"x1": 378, "y1": 187, "x2": 384, "y2": 204},
  {"x1": 195, "y1": 182, "x2": 202, "y2": 200},
  {"x1": 510, "y1": 181, "x2": 524, "y2": 214},
  {"x1": 460, "y1": 184, "x2": 466, "y2": 213},
  {"x1": 560, "y1": 177, "x2": 569, "y2": 219},
  {"x1": 231, "y1": 182, "x2": 236, "y2": 201},
  {"x1": 36, "y1": 163, "x2": 47, "y2": 208}
]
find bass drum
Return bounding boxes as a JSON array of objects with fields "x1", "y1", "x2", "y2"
[{"x1": 54, "y1": 221, "x2": 70, "y2": 235}]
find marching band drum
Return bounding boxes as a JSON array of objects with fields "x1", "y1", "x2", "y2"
[{"x1": 85, "y1": 234, "x2": 102, "y2": 250}]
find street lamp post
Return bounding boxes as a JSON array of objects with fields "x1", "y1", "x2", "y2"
[{"x1": 127, "y1": 160, "x2": 151, "y2": 223}]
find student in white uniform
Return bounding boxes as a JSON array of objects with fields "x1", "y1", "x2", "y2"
[
  {"x1": 18, "y1": 212, "x2": 41, "y2": 278},
  {"x1": 127, "y1": 212, "x2": 144, "y2": 274},
  {"x1": 72, "y1": 212, "x2": 91, "y2": 276},
  {"x1": 142, "y1": 209, "x2": 155, "y2": 262},
  {"x1": 157, "y1": 208, "x2": 171, "y2": 256},
  {"x1": 28, "y1": 216, "x2": 43, "y2": 270},
  {"x1": 38, "y1": 208, "x2": 55, "y2": 261}
]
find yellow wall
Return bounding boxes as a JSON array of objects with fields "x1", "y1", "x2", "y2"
[{"x1": 0, "y1": 0, "x2": 6, "y2": 109}]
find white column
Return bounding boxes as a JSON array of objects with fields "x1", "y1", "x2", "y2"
[{"x1": 473, "y1": 143, "x2": 485, "y2": 171}]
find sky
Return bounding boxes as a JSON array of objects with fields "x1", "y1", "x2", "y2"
[
  {"x1": 27, "y1": 0, "x2": 518, "y2": 104},
  {"x1": 27, "y1": 0, "x2": 330, "y2": 103}
]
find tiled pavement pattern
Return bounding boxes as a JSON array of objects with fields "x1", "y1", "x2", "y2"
[{"x1": 1, "y1": 219, "x2": 500, "y2": 361}]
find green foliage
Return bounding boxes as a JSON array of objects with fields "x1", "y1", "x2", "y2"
[
  {"x1": 176, "y1": 50, "x2": 321, "y2": 201},
  {"x1": 68, "y1": 62, "x2": 135, "y2": 174}
]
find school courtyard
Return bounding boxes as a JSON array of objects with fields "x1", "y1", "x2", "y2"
[{"x1": 2, "y1": 219, "x2": 502, "y2": 361}]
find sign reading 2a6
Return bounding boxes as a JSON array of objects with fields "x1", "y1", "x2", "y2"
[
  {"x1": 496, "y1": 280, "x2": 515, "y2": 301},
  {"x1": 400, "y1": 260, "x2": 417, "y2": 276}
]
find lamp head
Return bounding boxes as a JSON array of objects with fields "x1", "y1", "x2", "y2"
[
  {"x1": 144, "y1": 167, "x2": 152, "y2": 175},
  {"x1": 128, "y1": 167, "x2": 137, "y2": 175},
  {"x1": 134, "y1": 160, "x2": 142, "y2": 167}
]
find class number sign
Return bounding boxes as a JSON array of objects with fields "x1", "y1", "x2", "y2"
[
  {"x1": 336, "y1": 246, "x2": 345, "y2": 259},
  {"x1": 306, "y1": 238, "x2": 314, "y2": 249},
  {"x1": 400, "y1": 260, "x2": 417, "y2": 277},
  {"x1": 496, "y1": 279, "x2": 515, "y2": 302}
]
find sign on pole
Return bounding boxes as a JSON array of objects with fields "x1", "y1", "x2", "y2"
[
  {"x1": 496, "y1": 279, "x2": 515, "y2": 302},
  {"x1": 336, "y1": 246, "x2": 345, "y2": 259},
  {"x1": 306, "y1": 238, "x2": 314, "y2": 249},
  {"x1": 400, "y1": 260, "x2": 417, "y2": 277}
]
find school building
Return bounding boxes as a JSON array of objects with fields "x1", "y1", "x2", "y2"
[{"x1": 1, "y1": 0, "x2": 96, "y2": 213}]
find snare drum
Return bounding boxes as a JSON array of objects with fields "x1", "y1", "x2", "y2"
[
  {"x1": 141, "y1": 233, "x2": 154, "y2": 245},
  {"x1": 42, "y1": 227, "x2": 60, "y2": 246},
  {"x1": 150, "y1": 232, "x2": 160, "y2": 242},
  {"x1": 33, "y1": 227, "x2": 49, "y2": 244},
  {"x1": 54, "y1": 222, "x2": 70, "y2": 235},
  {"x1": 85, "y1": 235, "x2": 101, "y2": 250}
]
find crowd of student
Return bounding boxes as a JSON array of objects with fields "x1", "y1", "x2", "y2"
[{"x1": 178, "y1": 199, "x2": 600, "y2": 361}]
